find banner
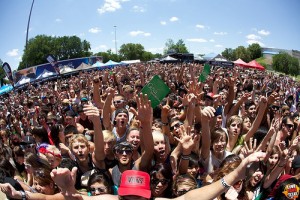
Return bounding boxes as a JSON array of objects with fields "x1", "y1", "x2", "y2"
[{"x1": 1, "y1": 62, "x2": 14, "y2": 82}]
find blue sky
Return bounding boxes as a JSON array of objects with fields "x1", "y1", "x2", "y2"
[{"x1": 1, "y1": 0, "x2": 299, "y2": 71}]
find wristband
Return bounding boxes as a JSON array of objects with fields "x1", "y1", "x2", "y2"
[
  {"x1": 181, "y1": 154, "x2": 190, "y2": 160},
  {"x1": 221, "y1": 177, "x2": 231, "y2": 189},
  {"x1": 20, "y1": 190, "x2": 26, "y2": 200}
]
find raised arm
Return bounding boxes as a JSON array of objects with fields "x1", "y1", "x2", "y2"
[
  {"x1": 134, "y1": 94, "x2": 154, "y2": 171},
  {"x1": 92, "y1": 75, "x2": 104, "y2": 109},
  {"x1": 176, "y1": 126, "x2": 199, "y2": 174},
  {"x1": 243, "y1": 96, "x2": 268, "y2": 142},
  {"x1": 83, "y1": 103, "x2": 105, "y2": 169},
  {"x1": 102, "y1": 88, "x2": 115, "y2": 130},
  {"x1": 200, "y1": 106, "x2": 215, "y2": 161}
]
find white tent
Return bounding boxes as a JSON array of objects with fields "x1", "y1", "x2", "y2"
[
  {"x1": 160, "y1": 55, "x2": 178, "y2": 63},
  {"x1": 120, "y1": 60, "x2": 141, "y2": 65},
  {"x1": 73, "y1": 63, "x2": 91, "y2": 72}
]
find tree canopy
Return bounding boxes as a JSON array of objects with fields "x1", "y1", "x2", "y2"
[
  {"x1": 163, "y1": 39, "x2": 189, "y2": 55},
  {"x1": 221, "y1": 43, "x2": 262, "y2": 62},
  {"x1": 19, "y1": 35, "x2": 92, "y2": 70},
  {"x1": 272, "y1": 52, "x2": 300, "y2": 76}
]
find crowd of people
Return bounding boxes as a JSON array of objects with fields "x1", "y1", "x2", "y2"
[{"x1": 0, "y1": 62, "x2": 299, "y2": 200}]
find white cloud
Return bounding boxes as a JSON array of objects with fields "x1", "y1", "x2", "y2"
[
  {"x1": 97, "y1": 0, "x2": 128, "y2": 14},
  {"x1": 214, "y1": 32, "x2": 227, "y2": 35},
  {"x1": 247, "y1": 40, "x2": 265, "y2": 47},
  {"x1": 196, "y1": 24, "x2": 205, "y2": 29},
  {"x1": 186, "y1": 38, "x2": 207, "y2": 43},
  {"x1": 160, "y1": 21, "x2": 167, "y2": 25},
  {"x1": 147, "y1": 47, "x2": 164, "y2": 54},
  {"x1": 129, "y1": 30, "x2": 151, "y2": 37},
  {"x1": 6, "y1": 49, "x2": 19, "y2": 57},
  {"x1": 132, "y1": 5, "x2": 145, "y2": 12},
  {"x1": 169, "y1": 17, "x2": 179, "y2": 22},
  {"x1": 209, "y1": 39, "x2": 215, "y2": 42},
  {"x1": 78, "y1": 33, "x2": 85, "y2": 37},
  {"x1": 89, "y1": 27, "x2": 101, "y2": 33},
  {"x1": 215, "y1": 44, "x2": 223, "y2": 48},
  {"x1": 246, "y1": 34, "x2": 261, "y2": 40},
  {"x1": 92, "y1": 45, "x2": 108, "y2": 52},
  {"x1": 258, "y1": 29, "x2": 270, "y2": 36},
  {"x1": 55, "y1": 18, "x2": 62, "y2": 22}
]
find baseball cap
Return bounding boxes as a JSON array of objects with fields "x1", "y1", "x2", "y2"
[{"x1": 118, "y1": 170, "x2": 151, "y2": 199}]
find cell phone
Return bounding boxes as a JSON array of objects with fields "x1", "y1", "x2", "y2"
[{"x1": 215, "y1": 106, "x2": 222, "y2": 116}]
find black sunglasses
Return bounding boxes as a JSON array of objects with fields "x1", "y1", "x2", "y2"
[
  {"x1": 151, "y1": 179, "x2": 170, "y2": 185},
  {"x1": 285, "y1": 124, "x2": 294, "y2": 129},
  {"x1": 116, "y1": 149, "x2": 132, "y2": 155},
  {"x1": 170, "y1": 122, "x2": 183, "y2": 131},
  {"x1": 90, "y1": 187, "x2": 107, "y2": 193}
]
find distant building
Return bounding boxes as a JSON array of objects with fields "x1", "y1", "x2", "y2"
[{"x1": 262, "y1": 47, "x2": 300, "y2": 61}]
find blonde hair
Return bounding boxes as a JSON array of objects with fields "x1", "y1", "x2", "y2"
[
  {"x1": 103, "y1": 130, "x2": 116, "y2": 142},
  {"x1": 226, "y1": 115, "x2": 242, "y2": 128},
  {"x1": 69, "y1": 134, "x2": 89, "y2": 150}
]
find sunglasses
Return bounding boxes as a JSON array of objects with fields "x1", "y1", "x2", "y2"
[
  {"x1": 113, "y1": 100, "x2": 124, "y2": 104},
  {"x1": 285, "y1": 124, "x2": 294, "y2": 129},
  {"x1": 151, "y1": 179, "x2": 170, "y2": 185},
  {"x1": 271, "y1": 105, "x2": 280, "y2": 111},
  {"x1": 116, "y1": 149, "x2": 132, "y2": 155},
  {"x1": 170, "y1": 122, "x2": 183, "y2": 131},
  {"x1": 90, "y1": 187, "x2": 107, "y2": 194},
  {"x1": 177, "y1": 188, "x2": 192, "y2": 196}
]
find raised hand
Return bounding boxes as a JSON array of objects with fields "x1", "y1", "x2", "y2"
[
  {"x1": 201, "y1": 106, "x2": 215, "y2": 121},
  {"x1": 174, "y1": 126, "x2": 198, "y2": 153},
  {"x1": 135, "y1": 93, "x2": 152, "y2": 124},
  {"x1": 83, "y1": 103, "x2": 100, "y2": 124}
]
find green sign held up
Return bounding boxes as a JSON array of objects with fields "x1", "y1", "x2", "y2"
[
  {"x1": 140, "y1": 75, "x2": 170, "y2": 108},
  {"x1": 198, "y1": 64, "x2": 211, "y2": 83}
]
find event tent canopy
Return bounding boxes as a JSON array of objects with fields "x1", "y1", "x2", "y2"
[
  {"x1": 234, "y1": 58, "x2": 248, "y2": 67},
  {"x1": 248, "y1": 60, "x2": 265, "y2": 71},
  {"x1": 160, "y1": 55, "x2": 178, "y2": 63},
  {"x1": 209, "y1": 54, "x2": 234, "y2": 67},
  {"x1": 0, "y1": 84, "x2": 13, "y2": 95},
  {"x1": 73, "y1": 63, "x2": 91, "y2": 72},
  {"x1": 102, "y1": 60, "x2": 121, "y2": 69}
]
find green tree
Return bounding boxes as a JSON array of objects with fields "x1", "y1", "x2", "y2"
[
  {"x1": 288, "y1": 56, "x2": 300, "y2": 76},
  {"x1": 175, "y1": 39, "x2": 189, "y2": 54},
  {"x1": 233, "y1": 46, "x2": 251, "y2": 62},
  {"x1": 222, "y1": 48, "x2": 235, "y2": 61},
  {"x1": 19, "y1": 35, "x2": 92, "y2": 70},
  {"x1": 247, "y1": 43, "x2": 262, "y2": 60},
  {"x1": 118, "y1": 43, "x2": 145, "y2": 60},
  {"x1": 0, "y1": 59, "x2": 4, "y2": 80},
  {"x1": 272, "y1": 52, "x2": 300, "y2": 75},
  {"x1": 94, "y1": 49, "x2": 121, "y2": 63},
  {"x1": 163, "y1": 39, "x2": 188, "y2": 55}
]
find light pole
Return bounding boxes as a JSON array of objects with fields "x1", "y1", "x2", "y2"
[
  {"x1": 25, "y1": 0, "x2": 35, "y2": 68},
  {"x1": 26, "y1": 0, "x2": 35, "y2": 51},
  {"x1": 114, "y1": 25, "x2": 117, "y2": 55}
]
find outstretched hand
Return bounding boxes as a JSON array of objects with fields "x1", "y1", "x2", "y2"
[{"x1": 51, "y1": 167, "x2": 78, "y2": 195}]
